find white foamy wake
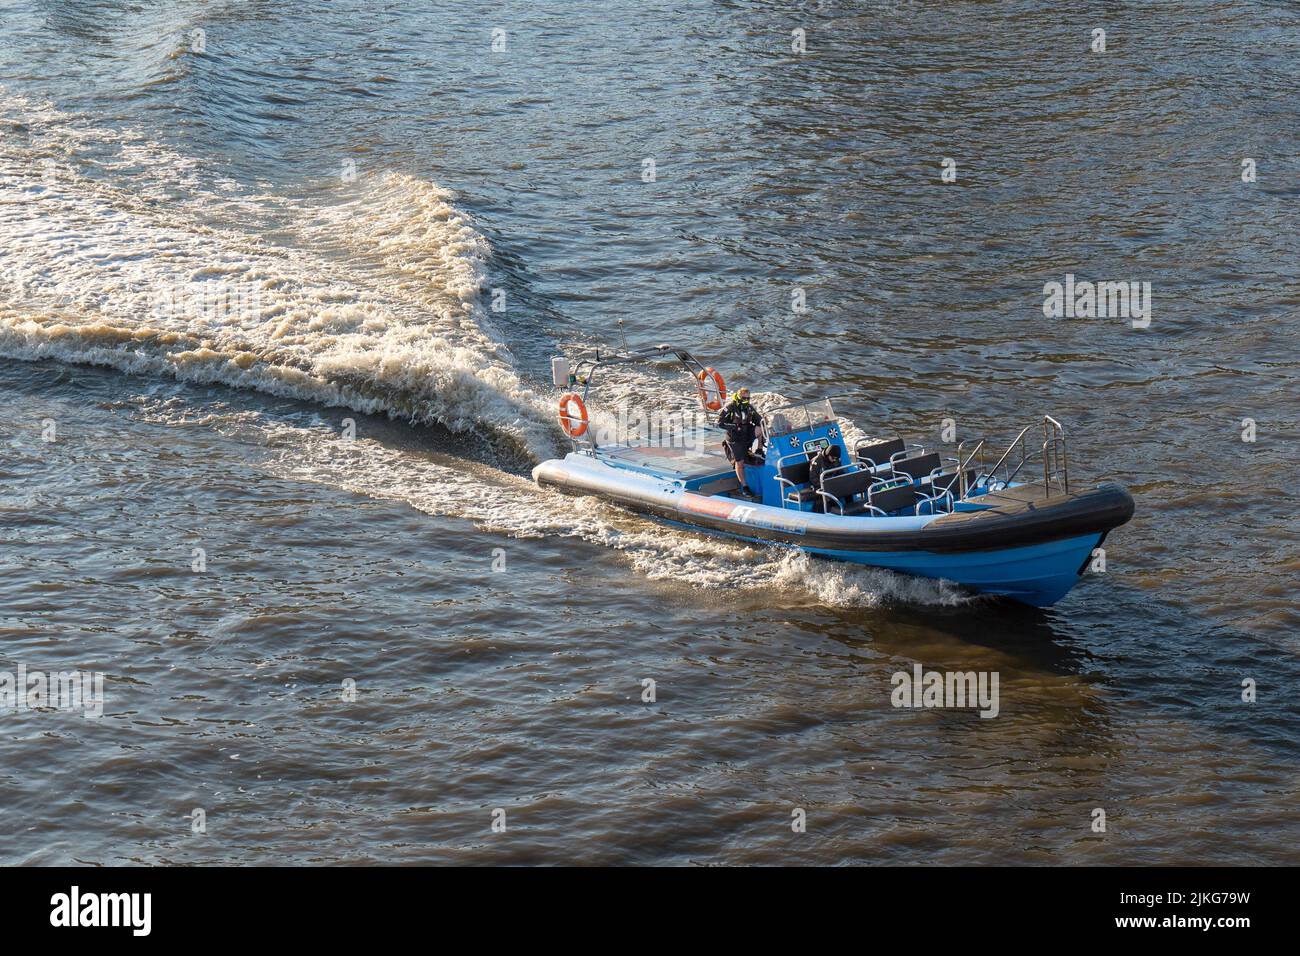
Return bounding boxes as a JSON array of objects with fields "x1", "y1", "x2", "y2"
[
  {"x1": 0, "y1": 92, "x2": 559, "y2": 461},
  {"x1": 0, "y1": 92, "x2": 964, "y2": 608}
]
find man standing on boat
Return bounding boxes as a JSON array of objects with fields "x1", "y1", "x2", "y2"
[{"x1": 718, "y1": 387, "x2": 765, "y2": 498}]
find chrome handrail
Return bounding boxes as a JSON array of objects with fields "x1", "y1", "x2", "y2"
[
  {"x1": 983, "y1": 416, "x2": 1069, "y2": 495},
  {"x1": 1042, "y1": 415, "x2": 1068, "y2": 494},
  {"x1": 915, "y1": 487, "x2": 954, "y2": 516},
  {"x1": 986, "y1": 423, "x2": 1035, "y2": 484},
  {"x1": 818, "y1": 461, "x2": 859, "y2": 482},
  {"x1": 1043, "y1": 436, "x2": 1069, "y2": 494},
  {"x1": 562, "y1": 344, "x2": 715, "y2": 451},
  {"x1": 955, "y1": 437, "x2": 986, "y2": 499},
  {"x1": 816, "y1": 489, "x2": 846, "y2": 514}
]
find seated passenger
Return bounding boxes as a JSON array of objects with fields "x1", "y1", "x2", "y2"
[{"x1": 807, "y1": 443, "x2": 842, "y2": 512}]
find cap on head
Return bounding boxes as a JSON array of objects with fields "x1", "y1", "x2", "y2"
[{"x1": 828, "y1": 444, "x2": 842, "y2": 460}]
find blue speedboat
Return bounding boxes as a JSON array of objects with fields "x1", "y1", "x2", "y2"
[{"x1": 533, "y1": 345, "x2": 1134, "y2": 607}]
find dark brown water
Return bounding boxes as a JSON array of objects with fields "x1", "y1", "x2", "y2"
[{"x1": 1, "y1": 0, "x2": 1297, "y2": 864}]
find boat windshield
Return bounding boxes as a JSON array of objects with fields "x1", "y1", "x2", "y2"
[{"x1": 766, "y1": 398, "x2": 836, "y2": 437}]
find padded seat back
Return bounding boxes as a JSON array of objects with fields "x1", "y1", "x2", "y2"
[
  {"x1": 821, "y1": 468, "x2": 877, "y2": 503},
  {"x1": 892, "y1": 452, "x2": 942, "y2": 480},
  {"x1": 856, "y1": 437, "x2": 905, "y2": 467},
  {"x1": 869, "y1": 483, "x2": 921, "y2": 515},
  {"x1": 778, "y1": 458, "x2": 811, "y2": 485}
]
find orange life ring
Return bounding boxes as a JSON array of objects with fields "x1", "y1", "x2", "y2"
[
  {"x1": 697, "y1": 367, "x2": 727, "y2": 411},
  {"x1": 558, "y1": 393, "x2": 589, "y2": 438}
]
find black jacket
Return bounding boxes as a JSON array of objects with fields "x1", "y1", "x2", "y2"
[
  {"x1": 718, "y1": 400, "x2": 763, "y2": 447},
  {"x1": 808, "y1": 447, "x2": 842, "y2": 488}
]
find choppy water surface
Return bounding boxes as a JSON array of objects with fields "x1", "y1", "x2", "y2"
[{"x1": 1, "y1": 0, "x2": 1297, "y2": 864}]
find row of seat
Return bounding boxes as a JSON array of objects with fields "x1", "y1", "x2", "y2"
[
  {"x1": 821, "y1": 466, "x2": 977, "y2": 516},
  {"x1": 776, "y1": 438, "x2": 978, "y2": 516}
]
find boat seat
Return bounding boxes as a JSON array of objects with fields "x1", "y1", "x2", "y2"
[
  {"x1": 837, "y1": 482, "x2": 913, "y2": 516},
  {"x1": 779, "y1": 459, "x2": 811, "y2": 483},
  {"x1": 817, "y1": 467, "x2": 879, "y2": 514},
  {"x1": 855, "y1": 437, "x2": 906, "y2": 468},
  {"x1": 776, "y1": 457, "x2": 818, "y2": 505},
  {"x1": 892, "y1": 452, "x2": 942, "y2": 481},
  {"x1": 866, "y1": 481, "x2": 924, "y2": 516}
]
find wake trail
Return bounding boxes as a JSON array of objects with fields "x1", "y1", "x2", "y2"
[
  {"x1": 0, "y1": 92, "x2": 560, "y2": 463},
  {"x1": 1, "y1": 92, "x2": 966, "y2": 609}
]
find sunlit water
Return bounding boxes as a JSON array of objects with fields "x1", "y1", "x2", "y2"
[{"x1": 1, "y1": 0, "x2": 1297, "y2": 864}]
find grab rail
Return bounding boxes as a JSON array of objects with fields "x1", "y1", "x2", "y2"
[
  {"x1": 980, "y1": 416, "x2": 1069, "y2": 495},
  {"x1": 954, "y1": 437, "x2": 986, "y2": 499},
  {"x1": 1042, "y1": 415, "x2": 1069, "y2": 494}
]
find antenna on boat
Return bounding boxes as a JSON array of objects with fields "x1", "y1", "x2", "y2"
[{"x1": 617, "y1": 317, "x2": 628, "y2": 352}]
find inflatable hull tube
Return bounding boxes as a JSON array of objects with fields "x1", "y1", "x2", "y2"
[{"x1": 532, "y1": 453, "x2": 1134, "y2": 607}]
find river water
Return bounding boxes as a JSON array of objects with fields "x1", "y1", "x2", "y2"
[{"x1": 1, "y1": 0, "x2": 1297, "y2": 864}]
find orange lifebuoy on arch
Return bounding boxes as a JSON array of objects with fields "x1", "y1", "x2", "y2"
[
  {"x1": 558, "y1": 392, "x2": 589, "y2": 438},
  {"x1": 697, "y1": 367, "x2": 727, "y2": 411}
]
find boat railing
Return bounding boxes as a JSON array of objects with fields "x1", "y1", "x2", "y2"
[
  {"x1": 1042, "y1": 414, "x2": 1070, "y2": 494},
  {"x1": 980, "y1": 416, "x2": 1069, "y2": 495},
  {"x1": 954, "y1": 437, "x2": 987, "y2": 499},
  {"x1": 560, "y1": 344, "x2": 714, "y2": 452}
]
